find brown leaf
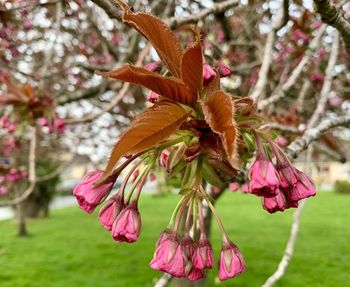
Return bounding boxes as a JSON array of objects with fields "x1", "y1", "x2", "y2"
[
  {"x1": 115, "y1": 0, "x2": 183, "y2": 77},
  {"x1": 234, "y1": 97, "x2": 257, "y2": 116},
  {"x1": 181, "y1": 29, "x2": 203, "y2": 98},
  {"x1": 97, "y1": 65, "x2": 194, "y2": 105},
  {"x1": 96, "y1": 100, "x2": 189, "y2": 184},
  {"x1": 201, "y1": 91, "x2": 239, "y2": 169}
]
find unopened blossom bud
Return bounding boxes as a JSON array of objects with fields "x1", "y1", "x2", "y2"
[
  {"x1": 214, "y1": 60, "x2": 232, "y2": 77},
  {"x1": 112, "y1": 200, "x2": 141, "y2": 243},
  {"x1": 160, "y1": 151, "x2": 169, "y2": 167},
  {"x1": 150, "y1": 231, "x2": 188, "y2": 277},
  {"x1": 278, "y1": 164, "x2": 298, "y2": 189},
  {"x1": 98, "y1": 194, "x2": 124, "y2": 231},
  {"x1": 147, "y1": 91, "x2": 159, "y2": 103},
  {"x1": 218, "y1": 240, "x2": 245, "y2": 281},
  {"x1": 38, "y1": 118, "x2": 49, "y2": 127},
  {"x1": 73, "y1": 171, "x2": 114, "y2": 214},
  {"x1": 248, "y1": 156, "x2": 280, "y2": 197},
  {"x1": 291, "y1": 171, "x2": 316, "y2": 201},
  {"x1": 229, "y1": 182, "x2": 239, "y2": 192},
  {"x1": 54, "y1": 118, "x2": 65, "y2": 133},
  {"x1": 145, "y1": 61, "x2": 162, "y2": 73},
  {"x1": 262, "y1": 191, "x2": 285, "y2": 213},
  {"x1": 0, "y1": 186, "x2": 9, "y2": 196},
  {"x1": 203, "y1": 64, "x2": 216, "y2": 82},
  {"x1": 192, "y1": 236, "x2": 214, "y2": 269},
  {"x1": 188, "y1": 268, "x2": 205, "y2": 281},
  {"x1": 276, "y1": 136, "x2": 287, "y2": 147}
]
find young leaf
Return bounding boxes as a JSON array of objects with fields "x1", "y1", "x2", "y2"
[
  {"x1": 115, "y1": 0, "x2": 183, "y2": 77},
  {"x1": 181, "y1": 29, "x2": 203, "y2": 98},
  {"x1": 96, "y1": 65, "x2": 194, "y2": 105},
  {"x1": 201, "y1": 91, "x2": 240, "y2": 169},
  {"x1": 96, "y1": 101, "x2": 189, "y2": 184}
]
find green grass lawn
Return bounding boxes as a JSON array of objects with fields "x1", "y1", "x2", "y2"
[{"x1": 0, "y1": 191, "x2": 349, "y2": 287}]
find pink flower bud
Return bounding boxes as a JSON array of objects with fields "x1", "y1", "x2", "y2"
[
  {"x1": 229, "y1": 182, "x2": 239, "y2": 192},
  {"x1": 329, "y1": 96, "x2": 342, "y2": 107},
  {"x1": 73, "y1": 171, "x2": 114, "y2": 214},
  {"x1": 160, "y1": 151, "x2": 169, "y2": 167},
  {"x1": 203, "y1": 64, "x2": 216, "y2": 82},
  {"x1": 218, "y1": 240, "x2": 245, "y2": 281},
  {"x1": 192, "y1": 236, "x2": 213, "y2": 270},
  {"x1": 277, "y1": 164, "x2": 298, "y2": 189},
  {"x1": 38, "y1": 118, "x2": 49, "y2": 127},
  {"x1": 188, "y1": 268, "x2": 205, "y2": 281},
  {"x1": 214, "y1": 61, "x2": 232, "y2": 77},
  {"x1": 276, "y1": 136, "x2": 287, "y2": 147},
  {"x1": 248, "y1": 156, "x2": 280, "y2": 197},
  {"x1": 98, "y1": 194, "x2": 124, "y2": 231},
  {"x1": 112, "y1": 201, "x2": 141, "y2": 243},
  {"x1": 241, "y1": 184, "x2": 250, "y2": 193},
  {"x1": 23, "y1": 20, "x2": 33, "y2": 30},
  {"x1": 291, "y1": 171, "x2": 316, "y2": 201},
  {"x1": 6, "y1": 169, "x2": 21, "y2": 182},
  {"x1": 149, "y1": 173, "x2": 156, "y2": 182},
  {"x1": 0, "y1": 186, "x2": 9, "y2": 196},
  {"x1": 145, "y1": 61, "x2": 162, "y2": 73},
  {"x1": 150, "y1": 231, "x2": 188, "y2": 277},
  {"x1": 147, "y1": 91, "x2": 159, "y2": 103},
  {"x1": 262, "y1": 191, "x2": 285, "y2": 213},
  {"x1": 54, "y1": 118, "x2": 65, "y2": 133}
]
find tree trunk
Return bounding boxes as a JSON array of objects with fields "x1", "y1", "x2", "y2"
[{"x1": 16, "y1": 202, "x2": 28, "y2": 237}]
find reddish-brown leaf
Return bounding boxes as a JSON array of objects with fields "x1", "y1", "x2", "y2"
[
  {"x1": 96, "y1": 65, "x2": 194, "y2": 105},
  {"x1": 96, "y1": 100, "x2": 189, "y2": 184},
  {"x1": 234, "y1": 97, "x2": 257, "y2": 116},
  {"x1": 201, "y1": 91, "x2": 239, "y2": 169},
  {"x1": 181, "y1": 29, "x2": 203, "y2": 98},
  {"x1": 115, "y1": 0, "x2": 183, "y2": 77}
]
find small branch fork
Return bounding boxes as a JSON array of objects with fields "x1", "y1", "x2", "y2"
[{"x1": 313, "y1": 0, "x2": 350, "y2": 53}]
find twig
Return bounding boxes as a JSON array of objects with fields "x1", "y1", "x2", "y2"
[
  {"x1": 286, "y1": 113, "x2": 350, "y2": 158},
  {"x1": 154, "y1": 273, "x2": 173, "y2": 287},
  {"x1": 167, "y1": 0, "x2": 239, "y2": 28},
  {"x1": 313, "y1": 0, "x2": 350, "y2": 53},
  {"x1": 0, "y1": 127, "x2": 37, "y2": 207},
  {"x1": 249, "y1": 0, "x2": 289, "y2": 101},
  {"x1": 260, "y1": 123, "x2": 300, "y2": 133},
  {"x1": 64, "y1": 44, "x2": 151, "y2": 125},
  {"x1": 307, "y1": 31, "x2": 340, "y2": 128}
]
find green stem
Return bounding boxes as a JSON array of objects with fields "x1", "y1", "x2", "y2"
[
  {"x1": 168, "y1": 196, "x2": 186, "y2": 228},
  {"x1": 125, "y1": 164, "x2": 150, "y2": 204}
]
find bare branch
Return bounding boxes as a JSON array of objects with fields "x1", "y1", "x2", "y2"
[
  {"x1": 314, "y1": 0, "x2": 350, "y2": 52},
  {"x1": 307, "y1": 31, "x2": 340, "y2": 128},
  {"x1": 167, "y1": 0, "x2": 239, "y2": 28},
  {"x1": 249, "y1": 0, "x2": 289, "y2": 101}
]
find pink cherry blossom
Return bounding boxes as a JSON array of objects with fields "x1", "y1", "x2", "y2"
[
  {"x1": 229, "y1": 182, "x2": 239, "y2": 192},
  {"x1": 218, "y1": 240, "x2": 245, "y2": 281},
  {"x1": 112, "y1": 200, "x2": 141, "y2": 243},
  {"x1": 291, "y1": 171, "x2": 316, "y2": 201},
  {"x1": 192, "y1": 236, "x2": 213, "y2": 270},
  {"x1": 147, "y1": 91, "x2": 159, "y2": 103},
  {"x1": 262, "y1": 191, "x2": 285, "y2": 213},
  {"x1": 188, "y1": 268, "x2": 205, "y2": 281},
  {"x1": 248, "y1": 156, "x2": 280, "y2": 197},
  {"x1": 98, "y1": 194, "x2": 124, "y2": 231},
  {"x1": 203, "y1": 64, "x2": 216, "y2": 82},
  {"x1": 73, "y1": 171, "x2": 114, "y2": 214},
  {"x1": 214, "y1": 60, "x2": 232, "y2": 77}
]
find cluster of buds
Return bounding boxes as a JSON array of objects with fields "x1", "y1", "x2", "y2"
[
  {"x1": 73, "y1": 156, "x2": 155, "y2": 243},
  {"x1": 38, "y1": 117, "x2": 66, "y2": 134},
  {"x1": 0, "y1": 115, "x2": 17, "y2": 133},
  {"x1": 247, "y1": 133, "x2": 316, "y2": 213},
  {"x1": 0, "y1": 168, "x2": 28, "y2": 196},
  {"x1": 72, "y1": 0, "x2": 317, "y2": 282}
]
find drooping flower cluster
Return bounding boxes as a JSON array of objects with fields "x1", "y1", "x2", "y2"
[
  {"x1": 247, "y1": 133, "x2": 316, "y2": 213},
  {"x1": 72, "y1": 0, "x2": 316, "y2": 282}
]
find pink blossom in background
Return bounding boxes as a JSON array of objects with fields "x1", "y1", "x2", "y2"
[
  {"x1": 38, "y1": 117, "x2": 49, "y2": 127},
  {"x1": 149, "y1": 173, "x2": 156, "y2": 182},
  {"x1": 0, "y1": 186, "x2": 9, "y2": 196},
  {"x1": 6, "y1": 169, "x2": 22, "y2": 182},
  {"x1": 73, "y1": 170, "x2": 114, "y2": 213},
  {"x1": 211, "y1": 186, "x2": 221, "y2": 194},
  {"x1": 145, "y1": 61, "x2": 162, "y2": 73},
  {"x1": 23, "y1": 20, "x2": 33, "y2": 30},
  {"x1": 276, "y1": 136, "x2": 287, "y2": 147},
  {"x1": 54, "y1": 118, "x2": 66, "y2": 133},
  {"x1": 229, "y1": 182, "x2": 239, "y2": 192},
  {"x1": 329, "y1": 96, "x2": 342, "y2": 107},
  {"x1": 214, "y1": 60, "x2": 232, "y2": 78}
]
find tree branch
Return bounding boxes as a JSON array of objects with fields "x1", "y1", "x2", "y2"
[{"x1": 313, "y1": 0, "x2": 350, "y2": 53}]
